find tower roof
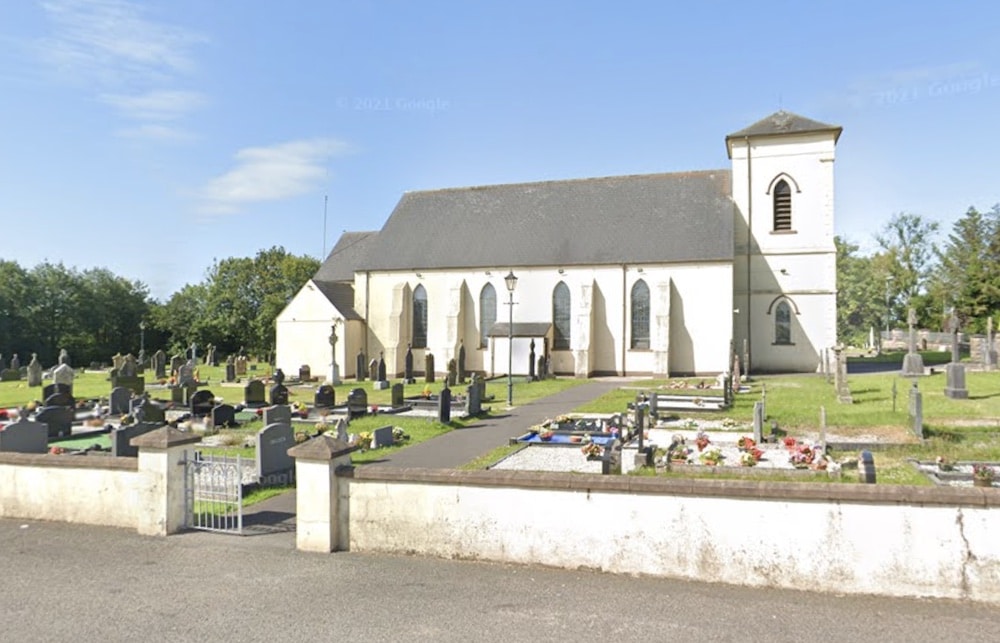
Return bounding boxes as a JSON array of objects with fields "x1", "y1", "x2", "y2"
[{"x1": 725, "y1": 110, "x2": 842, "y2": 157}]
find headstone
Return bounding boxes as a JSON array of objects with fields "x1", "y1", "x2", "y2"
[
  {"x1": 58, "y1": 349, "x2": 70, "y2": 366},
  {"x1": 43, "y1": 391, "x2": 74, "y2": 408},
  {"x1": 901, "y1": 307, "x2": 925, "y2": 376},
  {"x1": 0, "y1": 418, "x2": 48, "y2": 453},
  {"x1": 235, "y1": 355, "x2": 248, "y2": 376},
  {"x1": 377, "y1": 352, "x2": 387, "y2": 383},
  {"x1": 9, "y1": 354, "x2": 20, "y2": 371},
  {"x1": 833, "y1": 345, "x2": 853, "y2": 403},
  {"x1": 391, "y1": 383, "x2": 404, "y2": 409},
  {"x1": 465, "y1": 381, "x2": 481, "y2": 416},
  {"x1": 119, "y1": 354, "x2": 138, "y2": 378},
  {"x1": 110, "y1": 386, "x2": 132, "y2": 415},
  {"x1": 111, "y1": 422, "x2": 162, "y2": 457},
  {"x1": 151, "y1": 350, "x2": 166, "y2": 379},
  {"x1": 457, "y1": 341, "x2": 466, "y2": 383},
  {"x1": 225, "y1": 359, "x2": 236, "y2": 382},
  {"x1": 529, "y1": 339, "x2": 536, "y2": 380},
  {"x1": 51, "y1": 362, "x2": 74, "y2": 390},
  {"x1": 404, "y1": 345, "x2": 414, "y2": 383},
  {"x1": 244, "y1": 379, "x2": 266, "y2": 406},
  {"x1": 211, "y1": 403, "x2": 236, "y2": 428},
  {"x1": 133, "y1": 397, "x2": 166, "y2": 424},
  {"x1": 27, "y1": 354, "x2": 42, "y2": 387},
  {"x1": 601, "y1": 438, "x2": 622, "y2": 475},
  {"x1": 438, "y1": 384, "x2": 452, "y2": 423},
  {"x1": 270, "y1": 382, "x2": 289, "y2": 405},
  {"x1": 753, "y1": 401, "x2": 764, "y2": 444},
  {"x1": 263, "y1": 404, "x2": 292, "y2": 426},
  {"x1": 34, "y1": 405, "x2": 74, "y2": 438},
  {"x1": 368, "y1": 359, "x2": 378, "y2": 382},
  {"x1": 206, "y1": 343, "x2": 217, "y2": 367},
  {"x1": 256, "y1": 422, "x2": 295, "y2": 484},
  {"x1": 944, "y1": 311, "x2": 968, "y2": 399},
  {"x1": 987, "y1": 316, "x2": 997, "y2": 371},
  {"x1": 314, "y1": 384, "x2": 336, "y2": 408},
  {"x1": 371, "y1": 425, "x2": 394, "y2": 449},
  {"x1": 335, "y1": 417, "x2": 349, "y2": 442},
  {"x1": 859, "y1": 450, "x2": 877, "y2": 484},
  {"x1": 347, "y1": 388, "x2": 368, "y2": 418},
  {"x1": 176, "y1": 362, "x2": 195, "y2": 387},
  {"x1": 536, "y1": 354, "x2": 546, "y2": 380},
  {"x1": 355, "y1": 350, "x2": 366, "y2": 382},
  {"x1": 170, "y1": 386, "x2": 184, "y2": 404},
  {"x1": 447, "y1": 358, "x2": 457, "y2": 386},
  {"x1": 909, "y1": 382, "x2": 924, "y2": 439},
  {"x1": 425, "y1": 352, "x2": 435, "y2": 383},
  {"x1": 189, "y1": 389, "x2": 215, "y2": 416},
  {"x1": 0, "y1": 354, "x2": 5, "y2": 371},
  {"x1": 0, "y1": 368, "x2": 19, "y2": 382},
  {"x1": 43, "y1": 382, "x2": 72, "y2": 401},
  {"x1": 299, "y1": 364, "x2": 312, "y2": 382}
]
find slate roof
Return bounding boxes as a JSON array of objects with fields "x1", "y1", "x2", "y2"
[
  {"x1": 352, "y1": 170, "x2": 734, "y2": 272},
  {"x1": 312, "y1": 280, "x2": 362, "y2": 321},
  {"x1": 488, "y1": 322, "x2": 553, "y2": 338},
  {"x1": 313, "y1": 231, "x2": 379, "y2": 282},
  {"x1": 726, "y1": 110, "x2": 842, "y2": 147}
]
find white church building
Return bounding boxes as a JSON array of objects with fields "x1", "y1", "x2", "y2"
[{"x1": 275, "y1": 111, "x2": 841, "y2": 380}]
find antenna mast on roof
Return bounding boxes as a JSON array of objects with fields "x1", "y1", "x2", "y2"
[{"x1": 322, "y1": 194, "x2": 328, "y2": 258}]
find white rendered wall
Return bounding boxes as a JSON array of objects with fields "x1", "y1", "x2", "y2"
[{"x1": 275, "y1": 280, "x2": 344, "y2": 378}]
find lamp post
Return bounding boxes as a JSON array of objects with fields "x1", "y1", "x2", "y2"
[
  {"x1": 884, "y1": 276, "x2": 894, "y2": 335},
  {"x1": 504, "y1": 271, "x2": 518, "y2": 407}
]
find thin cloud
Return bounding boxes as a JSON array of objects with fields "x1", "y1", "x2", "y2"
[
  {"x1": 116, "y1": 124, "x2": 196, "y2": 143},
  {"x1": 101, "y1": 89, "x2": 207, "y2": 121},
  {"x1": 198, "y1": 139, "x2": 351, "y2": 215}
]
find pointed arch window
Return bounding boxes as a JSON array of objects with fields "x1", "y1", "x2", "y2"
[
  {"x1": 413, "y1": 284, "x2": 428, "y2": 348},
  {"x1": 479, "y1": 283, "x2": 496, "y2": 348},
  {"x1": 630, "y1": 279, "x2": 650, "y2": 349},
  {"x1": 775, "y1": 300, "x2": 792, "y2": 345},
  {"x1": 552, "y1": 282, "x2": 571, "y2": 350},
  {"x1": 773, "y1": 179, "x2": 792, "y2": 231}
]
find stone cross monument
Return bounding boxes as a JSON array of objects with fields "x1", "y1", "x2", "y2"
[
  {"x1": 944, "y1": 310, "x2": 968, "y2": 399},
  {"x1": 900, "y1": 307, "x2": 925, "y2": 376},
  {"x1": 328, "y1": 324, "x2": 341, "y2": 385}
]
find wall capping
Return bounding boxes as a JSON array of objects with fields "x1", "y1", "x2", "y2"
[{"x1": 0, "y1": 453, "x2": 139, "y2": 472}]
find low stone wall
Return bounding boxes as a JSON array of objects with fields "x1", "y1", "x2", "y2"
[
  {"x1": 0, "y1": 453, "x2": 140, "y2": 529},
  {"x1": 344, "y1": 468, "x2": 1000, "y2": 603}
]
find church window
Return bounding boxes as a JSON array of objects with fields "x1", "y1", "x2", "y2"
[
  {"x1": 630, "y1": 279, "x2": 650, "y2": 349},
  {"x1": 773, "y1": 179, "x2": 792, "y2": 231},
  {"x1": 413, "y1": 285, "x2": 428, "y2": 348},
  {"x1": 775, "y1": 300, "x2": 792, "y2": 344},
  {"x1": 479, "y1": 283, "x2": 496, "y2": 348},
  {"x1": 553, "y1": 282, "x2": 571, "y2": 350}
]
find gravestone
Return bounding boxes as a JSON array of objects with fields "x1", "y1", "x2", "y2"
[
  {"x1": 189, "y1": 389, "x2": 215, "y2": 416},
  {"x1": 170, "y1": 386, "x2": 184, "y2": 404},
  {"x1": 347, "y1": 388, "x2": 368, "y2": 418},
  {"x1": 133, "y1": 397, "x2": 166, "y2": 424},
  {"x1": 368, "y1": 359, "x2": 378, "y2": 382},
  {"x1": 314, "y1": 384, "x2": 336, "y2": 408},
  {"x1": 859, "y1": 450, "x2": 877, "y2": 484},
  {"x1": 110, "y1": 386, "x2": 132, "y2": 415},
  {"x1": 371, "y1": 425, "x2": 394, "y2": 449},
  {"x1": 35, "y1": 405, "x2": 73, "y2": 438},
  {"x1": 377, "y1": 353, "x2": 387, "y2": 383},
  {"x1": 0, "y1": 418, "x2": 48, "y2": 454},
  {"x1": 58, "y1": 348, "x2": 70, "y2": 366},
  {"x1": 425, "y1": 352, "x2": 435, "y2": 383},
  {"x1": 327, "y1": 324, "x2": 341, "y2": 385},
  {"x1": 206, "y1": 343, "x2": 217, "y2": 367},
  {"x1": 43, "y1": 382, "x2": 72, "y2": 401},
  {"x1": 335, "y1": 417, "x2": 349, "y2": 442},
  {"x1": 900, "y1": 308, "x2": 925, "y2": 377},
  {"x1": 269, "y1": 382, "x2": 289, "y2": 405},
  {"x1": 120, "y1": 354, "x2": 138, "y2": 377},
  {"x1": 235, "y1": 355, "x2": 248, "y2": 376},
  {"x1": 909, "y1": 382, "x2": 924, "y2": 439},
  {"x1": 176, "y1": 362, "x2": 196, "y2": 387},
  {"x1": 404, "y1": 345, "x2": 414, "y2": 383},
  {"x1": 299, "y1": 364, "x2": 311, "y2": 382},
  {"x1": 10, "y1": 354, "x2": 20, "y2": 371},
  {"x1": 391, "y1": 383, "x2": 404, "y2": 409},
  {"x1": 111, "y1": 422, "x2": 162, "y2": 457},
  {"x1": 447, "y1": 359, "x2": 457, "y2": 386},
  {"x1": 263, "y1": 404, "x2": 292, "y2": 426},
  {"x1": 225, "y1": 358, "x2": 237, "y2": 383},
  {"x1": 257, "y1": 422, "x2": 295, "y2": 484},
  {"x1": 114, "y1": 373, "x2": 145, "y2": 395},
  {"x1": 152, "y1": 350, "x2": 167, "y2": 379},
  {"x1": 536, "y1": 355, "x2": 546, "y2": 381},
  {"x1": 0, "y1": 354, "x2": 5, "y2": 371},
  {"x1": 169, "y1": 354, "x2": 184, "y2": 378},
  {"x1": 111, "y1": 353, "x2": 124, "y2": 371},
  {"x1": 27, "y1": 354, "x2": 42, "y2": 387},
  {"x1": 0, "y1": 368, "x2": 19, "y2": 382},
  {"x1": 51, "y1": 363, "x2": 74, "y2": 392},
  {"x1": 529, "y1": 339, "x2": 536, "y2": 380},
  {"x1": 211, "y1": 403, "x2": 236, "y2": 428},
  {"x1": 244, "y1": 380, "x2": 266, "y2": 407},
  {"x1": 833, "y1": 345, "x2": 853, "y2": 404},
  {"x1": 986, "y1": 316, "x2": 997, "y2": 371},
  {"x1": 601, "y1": 438, "x2": 622, "y2": 475},
  {"x1": 944, "y1": 311, "x2": 968, "y2": 399},
  {"x1": 43, "y1": 391, "x2": 74, "y2": 409},
  {"x1": 356, "y1": 350, "x2": 366, "y2": 382},
  {"x1": 438, "y1": 384, "x2": 452, "y2": 423},
  {"x1": 753, "y1": 401, "x2": 764, "y2": 444},
  {"x1": 465, "y1": 381, "x2": 482, "y2": 416},
  {"x1": 457, "y1": 341, "x2": 466, "y2": 383}
]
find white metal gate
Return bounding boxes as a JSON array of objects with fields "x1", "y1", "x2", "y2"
[{"x1": 184, "y1": 451, "x2": 245, "y2": 535}]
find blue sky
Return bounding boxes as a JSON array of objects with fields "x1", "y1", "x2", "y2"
[{"x1": 2, "y1": 0, "x2": 998, "y2": 300}]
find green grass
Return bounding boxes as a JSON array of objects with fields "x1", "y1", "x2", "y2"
[{"x1": 847, "y1": 350, "x2": 954, "y2": 366}]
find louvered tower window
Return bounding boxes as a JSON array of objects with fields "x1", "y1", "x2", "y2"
[{"x1": 773, "y1": 179, "x2": 792, "y2": 231}]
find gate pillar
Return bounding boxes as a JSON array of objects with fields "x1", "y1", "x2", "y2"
[
  {"x1": 132, "y1": 426, "x2": 201, "y2": 536},
  {"x1": 288, "y1": 435, "x2": 358, "y2": 553}
]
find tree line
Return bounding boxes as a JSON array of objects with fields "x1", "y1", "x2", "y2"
[
  {"x1": 838, "y1": 204, "x2": 1000, "y2": 346},
  {"x1": 0, "y1": 246, "x2": 318, "y2": 368}
]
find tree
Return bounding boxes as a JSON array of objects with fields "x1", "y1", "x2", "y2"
[
  {"x1": 929, "y1": 205, "x2": 1000, "y2": 333},
  {"x1": 836, "y1": 236, "x2": 884, "y2": 346},
  {"x1": 875, "y1": 212, "x2": 939, "y2": 328},
  {"x1": 0, "y1": 260, "x2": 32, "y2": 361}
]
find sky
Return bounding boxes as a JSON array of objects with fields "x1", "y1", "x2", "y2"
[{"x1": 2, "y1": 0, "x2": 999, "y2": 301}]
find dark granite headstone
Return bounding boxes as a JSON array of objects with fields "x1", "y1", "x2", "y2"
[
  {"x1": 114, "y1": 375, "x2": 145, "y2": 395},
  {"x1": 859, "y1": 450, "x2": 877, "y2": 483},
  {"x1": 347, "y1": 388, "x2": 368, "y2": 418},
  {"x1": 133, "y1": 397, "x2": 166, "y2": 424},
  {"x1": 256, "y1": 422, "x2": 295, "y2": 484},
  {"x1": 27, "y1": 355, "x2": 43, "y2": 387},
  {"x1": 263, "y1": 404, "x2": 292, "y2": 426},
  {"x1": 356, "y1": 350, "x2": 366, "y2": 382},
  {"x1": 153, "y1": 350, "x2": 167, "y2": 379},
  {"x1": 111, "y1": 422, "x2": 162, "y2": 457},
  {"x1": 371, "y1": 425, "x2": 394, "y2": 449},
  {"x1": 529, "y1": 339, "x2": 536, "y2": 380},
  {"x1": 377, "y1": 354, "x2": 387, "y2": 382},
  {"x1": 299, "y1": 364, "x2": 311, "y2": 382},
  {"x1": 438, "y1": 385, "x2": 452, "y2": 423},
  {"x1": 314, "y1": 384, "x2": 335, "y2": 408},
  {"x1": 43, "y1": 391, "x2": 74, "y2": 408},
  {"x1": 42, "y1": 383, "x2": 72, "y2": 400},
  {"x1": 0, "y1": 418, "x2": 48, "y2": 453},
  {"x1": 244, "y1": 379, "x2": 266, "y2": 406},
  {"x1": 211, "y1": 403, "x2": 236, "y2": 428},
  {"x1": 109, "y1": 386, "x2": 132, "y2": 415},
  {"x1": 458, "y1": 342, "x2": 466, "y2": 383},
  {"x1": 601, "y1": 438, "x2": 622, "y2": 475},
  {"x1": 225, "y1": 362, "x2": 236, "y2": 383},
  {"x1": 404, "y1": 345, "x2": 414, "y2": 383},
  {"x1": 465, "y1": 382, "x2": 481, "y2": 416},
  {"x1": 425, "y1": 353, "x2": 435, "y2": 383},
  {"x1": 35, "y1": 405, "x2": 74, "y2": 438},
  {"x1": 189, "y1": 389, "x2": 215, "y2": 416},
  {"x1": 270, "y1": 383, "x2": 289, "y2": 406},
  {"x1": 447, "y1": 358, "x2": 457, "y2": 386},
  {"x1": 391, "y1": 383, "x2": 404, "y2": 409}
]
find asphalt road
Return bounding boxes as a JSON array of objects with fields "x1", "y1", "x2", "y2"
[{"x1": 2, "y1": 518, "x2": 998, "y2": 642}]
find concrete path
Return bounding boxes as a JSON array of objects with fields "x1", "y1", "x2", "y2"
[{"x1": 241, "y1": 378, "x2": 624, "y2": 529}]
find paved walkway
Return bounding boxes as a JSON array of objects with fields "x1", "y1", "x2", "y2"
[{"x1": 242, "y1": 378, "x2": 624, "y2": 530}]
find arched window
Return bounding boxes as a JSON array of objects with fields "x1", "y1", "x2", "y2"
[
  {"x1": 412, "y1": 285, "x2": 428, "y2": 348},
  {"x1": 773, "y1": 179, "x2": 792, "y2": 231},
  {"x1": 552, "y1": 282, "x2": 571, "y2": 350},
  {"x1": 775, "y1": 300, "x2": 792, "y2": 344},
  {"x1": 630, "y1": 279, "x2": 650, "y2": 349},
  {"x1": 479, "y1": 283, "x2": 496, "y2": 348}
]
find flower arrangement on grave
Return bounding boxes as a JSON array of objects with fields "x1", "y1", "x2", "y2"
[
  {"x1": 392, "y1": 427, "x2": 410, "y2": 443},
  {"x1": 683, "y1": 419, "x2": 699, "y2": 431},
  {"x1": 695, "y1": 430, "x2": 711, "y2": 452},
  {"x1": 315, "y1": 422, "x2": 329, "y2": 434},
  {"x1": 699, "y1": 446, "x2": 724, "y2": 466},
  {"x1": 370, "y1": 404, "x2": 379, "y2": 415},
  {"x1": 737, "y1": 436, "x2": 756, "y2": 452},
  {"x1": 936, "y1": 455, "x2": 955, "y2": 472},
  {"x1": 973, "y1": 464, "x2": 996, "y2": 482},
  {"x1": 538, "y1": 429, "x2": 555, "y2": 441},
  {"x1": 721, "y1": 417, "x2": 739, "y2": 429},
  {"x1": 581, "y1": 442, "x2": 602, "y2": 458},
  {"x1": 783, "y1": 436, "x2": 798, "y2": 450},
  {"x1": 670, "y1": 445, "x2": 693, "y2": 463},
  {"x1": 789, "y1": 444, "x2": 815, "y2": 468},
  {"x1": 294, "y1": 401, "x2": 308, "y2": 417},
  {"x1": 421, "y1": 385, "x2": 432, "y2": 399},
  {"x1": 355, "y1": 432, "x2": 373, "y2": 450},
  {"x1": 569, "y1": 435, "x2": 583, "y2": 443},
  {"x1": 739, "y1": 451, "x2": 758, "y2": 467},
  {"x1": 49, "y1": 446, "x2": 65, "y2": 455}
]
